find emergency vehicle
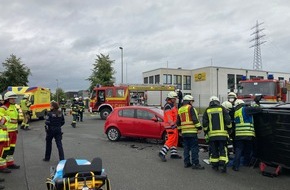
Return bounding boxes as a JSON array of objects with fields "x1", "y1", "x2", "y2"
[
  {"x1": 7, "y1": 86, "x2": 51, "y2": 121},
  {"x1": 237, "y1": 74, "x2": 289, "y2": 104},
  {"x1": 89, "y1": 84, "x2": 176, "y2": 119}
]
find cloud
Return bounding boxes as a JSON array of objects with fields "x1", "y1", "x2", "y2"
[{"x1": 1, "y1": 0, "x2": 290, "y2": 92}]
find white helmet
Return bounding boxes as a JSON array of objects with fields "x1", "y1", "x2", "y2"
[
  {"x1": 167, "y1": 91, "x2": 178, "y2": 99},
  {"x1": 209, "y1": 96, "x2": 220, "y2": 102},
  {"x1": 183, "y1": 95, "x2": 194, "y2": 101},
  {"x1": 4, "y1": 91, "x2": 18, "y2": 100},
  {"x1": 228, "y1": 92, "x2": 237, "y2": 98},
  {"x1": 176, "y1": 89, "x2": 180, "y2": 92},
  {"x1": 221, "y1": 101, "x2": 233, "y2": 110},
  {"x1": 234, "y1": 99, "x2": 245, "y2": 107}
]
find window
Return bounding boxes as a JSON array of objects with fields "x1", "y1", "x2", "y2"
[
  {"x1": 119, "y1": 109, "x2": 135, "y2": 118},
  {"x1": 236, "y1": 75, "x2": 243, "y2": 89},
  {"x1": 173, "y1": 75, "x2": 182, "y2": 90},
  {"x1": 163, "y1": 74, "x2": 172, "y2": 84},
  {"x1": 106, "y1": 89, "x2": 113, "y2": 97},
  {"x1": 116, "y1": 89, "x2": 124, "y2": 97},
  {"x1": 149, "y1": 76, "x2": 154, "y2": 84},
  {"x1": 183, "y1": 75, "x2": 191, "y2": 90},
  {"x1": 250, "y1": 75, "x2": 256, "y2": 79},
  {"x1": 227, "y1": 74, "x2": 235, "y2": 89},
  {"x1": 278, "y1": 77, "x2": 284, "y2": 81},
  {"x1": 258, "y1": 76, "x2": 264, "y2": 79},
  {"x1": 144, "y1": 77, "x2": 148, "y2": 84},
  {"x1": 136, "y1": 109, "x2": 154, "y2": 120},
  {"x1": 155, "y1": 75, "x2": 160, "y2": 84}
]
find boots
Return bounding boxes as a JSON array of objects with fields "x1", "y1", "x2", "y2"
[
  {"x1": 170, "y1": 154, "x2": 182, "y2": 159},
  {"x1": 71, "y1": 123, "x2": 76, "y2": 128},
  {"x1": 158, "y1": 152, "x2": 167, "y2": 162},
  {"x1": 192, "y1": 164, "x2": 205, "y2": 170},
  {"x1": 7, "y1": 164, "x2": 20, "y2": 169},
  {"x1": 0, "y1": 168, "x2": 11, "y2": 173},
  {"x1": 0, "y1": 184, "x2": 5, "y2": 190}
]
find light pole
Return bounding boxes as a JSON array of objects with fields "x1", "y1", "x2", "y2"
[
  {"x1": 56, "y1": 79, "x2": 59, "y2": 103},
  {"x1": 119, "y1": 47, "x2": 124, "y2": 84}
]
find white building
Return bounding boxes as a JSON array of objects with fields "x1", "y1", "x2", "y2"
[{"x1": 143, "y1": 66, "x2": 290, "y2": 108}]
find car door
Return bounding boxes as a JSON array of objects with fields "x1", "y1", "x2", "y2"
[
  {"x1": 117, "y1": 108, "x2": 136, "y2": 136},
  {"x1": 135, "y1": 109, "x2": 163, "y2": 138}
]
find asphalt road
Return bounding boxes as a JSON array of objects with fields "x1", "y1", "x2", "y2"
[{"x1": 1, "y1": 113, "x2": 289, "y2": 190}]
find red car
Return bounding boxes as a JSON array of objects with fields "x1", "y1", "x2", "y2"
[{"x1": 104, "y1": 106, "x2": 166, "y2": 141}]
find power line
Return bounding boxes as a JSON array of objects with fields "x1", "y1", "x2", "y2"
[{"x1": 250, "y1": 20, "x2": 266, "y2": 70}]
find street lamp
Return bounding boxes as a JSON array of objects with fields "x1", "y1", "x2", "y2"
[
  {"x1": 56, "y1": 79, "x2": 59, "y2": 103},
  {"x1": 119, "y1": 47, "x2": 124, "y2": 84}
]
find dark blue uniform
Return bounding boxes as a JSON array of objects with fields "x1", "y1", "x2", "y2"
[{"x1": 44, "y1": 110, "x2": 65, "y2": 161}]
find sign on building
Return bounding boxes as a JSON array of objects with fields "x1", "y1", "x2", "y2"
[{"x1": 194, "y1": 72, "x2": 206, "y2": 81}]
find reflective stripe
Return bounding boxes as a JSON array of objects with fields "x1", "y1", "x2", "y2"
[
  {"x1": 178, "y1": 105, "x2": 198, "y2": 134},
  {"x1": 206, "y1": 107, "x2": 228, "y2": 138},
  {"x1": 234, "y1": 107, "x2": 255, "y2": 137}
]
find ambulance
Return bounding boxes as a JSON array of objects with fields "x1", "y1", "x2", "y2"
[{"x1": 7, "y1": 86, "x2": 51, "y2": 121}]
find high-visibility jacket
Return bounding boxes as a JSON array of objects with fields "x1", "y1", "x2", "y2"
[
  {"x1": 163, "y1": 102, "x2": 177, "y2": 129},
  {"x1": 203, "y1": 105, "x2": 231, "y2": 141},
  {"x1": 20, "y1": 99, "x2": 31, "y2": 111},
  {"x1": 178, "y1": 104, "x2": 201, "y2": 135},
  {"x1": 0, "y1": 115, "x2": 8, "y2": 142},
  {"x1": 71, "y1": 103, "x2": 79, "y2": 114},
  {"x1": 234, "y1": 106, "x2": 255, "y2": 138},
  {"x1": 0, "y1": 103, "x2": 19, "y2": 132}
]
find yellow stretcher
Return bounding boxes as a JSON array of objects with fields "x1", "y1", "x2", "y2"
[{"x1": 46, "y1": 158, "x2": 111, "y2": 190}]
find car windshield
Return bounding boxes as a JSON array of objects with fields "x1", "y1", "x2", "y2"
[
  {"x1": 15, "y1": 95, "x2": 24, "y2": 104},
  {"x1": 238, "y1": 81, "x2": 276, "y2": 96}
]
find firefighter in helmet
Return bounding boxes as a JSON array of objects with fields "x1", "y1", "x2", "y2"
[
  {"x1": 77, "y1": 97, "x2": 85, "y2": 122},
  {"x1": 158, "y1": 91, "x2": 182, "y2": 162},
  {"x1": 203, "y1": 96, "x2": 231, "y2": 173},
  {"x1": 59, "y1": 98, "x2": 67, "y2": 116},
  {"x1": 177, "y1": 95, "x2": 204, "y2": 169},
  {"x1": 20, "y1": 94, "x2": 32, "y2": 130},
  {"x1": 70, "y1": 98, "x2": 79, "y2": 128},
  {"x1": 0, "y1": 91, "x2": 21, "y2": 172},
  {"x1": 232, "y1": 99, "x2": 262, "y2": 171}
]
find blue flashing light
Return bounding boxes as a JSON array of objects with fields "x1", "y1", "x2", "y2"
[
  {"x1": 268, "y1": 74, "x2": 274, "y2": 80},
  {"x1": 241, "y1": 76, "x2": 247, "y2": 80}
]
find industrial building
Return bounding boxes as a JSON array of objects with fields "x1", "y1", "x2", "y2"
[{"x1": 143, "y1": 66, "x2": 290, "y2": 108}]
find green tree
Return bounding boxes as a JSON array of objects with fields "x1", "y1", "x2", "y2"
[
  {"x1": 87, "y1": 53, "x2": 115, "y2": 92},
  {"x1": 0, "y1": 54, "x2": 31, "y2": 92},
  {"x1": 51, "y1": 88, "x2": 67, "y2": 102}
]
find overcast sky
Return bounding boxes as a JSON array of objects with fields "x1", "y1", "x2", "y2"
[{"x1": 1, "y1": 0, "x2": 290, "y2": 92}]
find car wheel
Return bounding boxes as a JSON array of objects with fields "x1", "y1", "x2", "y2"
[
  {"x1": 107, "y1": 127, "x2": 121, "y2": 141},
  {"x1": 100, "y1": 108, "x2": 111, "y2": 120}
]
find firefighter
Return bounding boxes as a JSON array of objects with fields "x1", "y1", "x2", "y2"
[
  {"x1": 176, "y1": 89, "x2": 183, "y2": 108},
  {"x1": 0, "y1": 104, "x2": 8, "y2": 189},
  {"x1": 158, "y1": 91, "x2": 182, "y2": 162},
  {"x1": 70, "y1": 98, "x2": 79, "y2": 128},
  {"x1": 232, "y1": 99, "x2": 262, "y2": 171},
  {"x1": 227, "y1": 92, "x2": 237, "y2": 106},
  {"x1": 0, "y1": 91, "x2": 21, "y2": 171},
  {"x1": 59, "y1": 98, "x2": 67, "y2": 116},
  {"x1": 177, "y1": 95, "x2": 204, "y2": 169},
  {"x1": 20, "y1": 94, "x2": 32, "y2": 130},
  {"x1": 78, "y1": 97, "x2": 85, "y2": 122},
  {"x1": 203, "y1": 96, "x2": 231, "y2": 173},
  {"x1": 43, "y1": 101, "x2": 65, "y2": 162}
]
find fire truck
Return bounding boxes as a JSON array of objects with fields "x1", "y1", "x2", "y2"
[
  {"x1": 89, "y1": 84, "x2": 176, "y2": 119},
  {"x1": 237, "y1": 74, "x2": 289, "y2": 104}
]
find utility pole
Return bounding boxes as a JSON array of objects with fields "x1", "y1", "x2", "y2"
[
  {"x1": 56, "y1": 79, "x2": 59, "y2": 103},
  {"x1": 119, "y1": 47, "x2": 124, "y2": 84},
  {"x1": 250, "y1": 20, "x2": 266, "y2": 70}
]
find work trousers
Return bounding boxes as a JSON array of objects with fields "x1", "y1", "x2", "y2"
[
  {"x1": 45, "y1": 130, "x2": 64, "y2": 161},
  {"x1": 233, "y1": 140, "x2": 253, "y2": 169},
  {"x1": 183, "y1": 136, "x2": 199, "y2": 165},
  {"x1": 209, "y1": 140, "x2": 228, "y2": 167}
]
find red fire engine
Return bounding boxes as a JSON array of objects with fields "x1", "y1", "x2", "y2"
[
  {"x1": 89, "y1": 84, "x2": 176, "y2": 119},
  {"x1": 237, "y1": 74, "x2": 288, "y2": 103}
]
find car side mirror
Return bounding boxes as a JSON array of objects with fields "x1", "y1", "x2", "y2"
[{"x1": 151, "y1": 117, "x2": 158, "y2": 122}]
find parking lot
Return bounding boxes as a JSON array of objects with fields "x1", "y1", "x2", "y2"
[{"x1": 2, "y1": 113, "x2": 290, "y2": 190}]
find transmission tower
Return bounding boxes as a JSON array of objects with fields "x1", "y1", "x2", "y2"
[{"x1": 250, "y1": 20, "x2": 266, "y2": 70}]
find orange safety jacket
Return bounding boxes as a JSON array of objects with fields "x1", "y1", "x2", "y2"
[{"x1": 163, "y1": 102, "x2": 177, "y2": 129}]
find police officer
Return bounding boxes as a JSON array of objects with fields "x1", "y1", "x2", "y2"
[
  {"x1": 232, "y1": 99, "x2": 262, "y2": 171},
  {"x1": 158, "y1": 91, "x2": 182, "y2": 162},
  {"x1": 77, "y1": 97, "x2": 85, "y2": 122},
  {"x1": 43, "y1": 101, "x2": 65, "y2": 161},
  {"x1": 70, "y1": 98, "x2": 79, "y2": 128},
  {"x1": 0, "y1": 91, "x2": 20, "y2": 171},
  {"x1": 20, "y1": 94, "x2": 32, "y2": 130},
  {"x1": 177, "y1": 95, "x2": 204, "y2": 169},
  {"x1": 203, "y1": 96, "x2": 231, "y2": 173}
]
